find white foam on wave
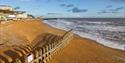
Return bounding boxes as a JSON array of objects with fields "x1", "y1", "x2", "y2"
[
  {"x1": 96, "y1": 37, "x2": 125, "y2": 50},
  {"x1": 74, "y1": 31, "x2": 125, "y2": 50},
  {"x1": 43, "y1": 20, "x2": 125, "y2": 50}
]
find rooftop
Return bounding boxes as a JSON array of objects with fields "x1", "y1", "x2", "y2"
[{"x1": 0, "y1": 5, "x2": 12, "y2": 7}]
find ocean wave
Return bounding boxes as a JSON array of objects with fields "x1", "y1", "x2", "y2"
[{"x1": 43, "y1": 19, "x2": 125, "y2": 50}]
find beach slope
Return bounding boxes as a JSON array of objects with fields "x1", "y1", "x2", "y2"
[
  {"x1": 48, "y1": 35, "x2": 125, "y2": 63},
  {"x1": 0, "y1": 19, "x2": 125, "y2": 63}
]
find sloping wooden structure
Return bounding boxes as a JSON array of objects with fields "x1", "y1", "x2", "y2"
[{"x1": 0, "y1": 25, "x2": 73, "y2": 63}]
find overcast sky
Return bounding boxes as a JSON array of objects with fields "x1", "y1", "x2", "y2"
[{"x1": 0, "y1": 0, "x2": 125, "y2": 18}]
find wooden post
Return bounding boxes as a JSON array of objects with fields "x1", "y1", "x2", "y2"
[
  {"x1": 48, "y1": 44, "x2": 52, "y2": 60},
  {"x1": 42, "y1": 46, "x2": 47, "y2": 63},
  {"x1": 35, "y1": 50, "x2": 39, "y2": 63},
  {"x1": 46, "y1": 45, "x2": 49, "y2": 62},
  {"x1": 62, "y1": 29, "x2": 73, "y2": 38},
  {"x1": 42, "y1": 47, "x2": 46, "y2": 63},
  {"x1": 39, "y1": 48, "x2": 43, "y2": 63}
]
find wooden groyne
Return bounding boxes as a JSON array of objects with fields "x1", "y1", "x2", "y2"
[
  {"x1": 0, "y1": 29, "x2": 73, "y2": 63},
  {"x1": 29, "y1": 29, "x2": 73, "y2": 63}
]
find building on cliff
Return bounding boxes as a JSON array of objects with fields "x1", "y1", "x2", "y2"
[{"x1": 0, "y1": 5, "x2": 28, "y2": 20}]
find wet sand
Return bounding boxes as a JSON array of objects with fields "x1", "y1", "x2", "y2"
[{"x1": 48, "y1": 35, "x2": 125, "y2": 63}]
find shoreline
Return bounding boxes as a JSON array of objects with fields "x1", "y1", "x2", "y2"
[
  {"x1": 76, "y1": 35, "x2": 125, "y2": 53},
  {"x1": 74, "y1": 34, "x2": 125, "y2": 52},
  {"x1": 43, "y1": 21, "x2": 125, "y2": 52},
  {"x1": 1, "y1": 19, "x2": 125, "y2": 63},
  {"x1": 42, "y1": 20, "x2": 125, "y2": 63}
]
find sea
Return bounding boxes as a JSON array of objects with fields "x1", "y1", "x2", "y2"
[{"x1": 43, "y1": 18, "x2": 125, "y2": 50}]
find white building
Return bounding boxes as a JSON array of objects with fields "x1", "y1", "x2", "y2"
[
  {"x1": 16, "y1": 11, "x2": 28, "y2": 19},
  {"x1": 0, "y1": 5, "x2": 28, "y2": 20},
  {"x1": 0, "y1": 5, "x2": 13, "y2": 11}
]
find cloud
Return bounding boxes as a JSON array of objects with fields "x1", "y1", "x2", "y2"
[
  {"x1": 97, "y1": 10, "x2": 107, "y2": 14},
  {"x1": 47, "y1": 13, "x2": 61, "y2": 15},
  {"x1": 56, "y1": 0, "x2": 64, "y2": 2},
  {"x1": 114, "y1": 7, "x2": 124, "y2": 11},
  {"x1": 60, "y1": 4, "x2": 66, "y2": 7},
  {"x1": 98, "y1": 6, "x2": 124, "y2": 14},
  {"x1": 110, "y1": 6, "x2": 124, "y2": 12},
  {"x1": 46, "y1": 0, "x2": 65, "y2": 2},
  {"x1": 60, "y1": 4, "x2": 74, "y2": 8},
  {"x1": 16, "y1": 0, "x2": 31, "y2": 1},
  {"x1": 15, "y1": 0, "x2": 65, "y2": 2},
  {"x1": 60, "y1": 3, "x2": 87, "y2": 13},
  {"x1": 98, "y1": 11, "x2": 121, "y2": 14},
  {"x1": 100, "y1": 10, "x2": 107, "y2": 13},
  {"x1": 98, "y1": 9, "x2": 124, "y2": 14},
  {"x1": 70, "y1": 7, "x2": 88, "y2": 13},
  {"x1": 106, "y1": 5, "x2": 112, "y2": 8},
  {"x1": 110, "y1": 0, "x2": 125, "y2": 2},
  {"x1": 66, "y1": 4, "x2": 74, "y2": 7}
]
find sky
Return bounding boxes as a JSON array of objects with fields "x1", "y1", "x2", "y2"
[{"x1": 0, "y1": 0, "x2": 125, "y2": 18}]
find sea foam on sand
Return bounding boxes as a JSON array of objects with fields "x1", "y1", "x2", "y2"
[{"x1": 43, "y1": 20, "x2": 125, "y2": 50}]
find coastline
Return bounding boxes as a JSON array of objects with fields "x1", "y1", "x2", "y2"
[
  {"x1": 43, "y1": 20, "x2": 125, "y2": 51},
  {"x1": 1, "y1": 19, "x2": 125, "y2": 63},
  {"x1": 43, "y1": 20, "x2": 125, "y2": 52},
  {"x1": 42, "y1": 21, "x2": 125, "y2": 63}
]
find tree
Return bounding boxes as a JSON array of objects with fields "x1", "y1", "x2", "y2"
[{"x1": 27, "y1": 14, "x2": 35, "y2": 18}]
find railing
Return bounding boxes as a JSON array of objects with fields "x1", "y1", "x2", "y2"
[{"x1": 29, "y1": 30, "x2": 73, "y2": 63}]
